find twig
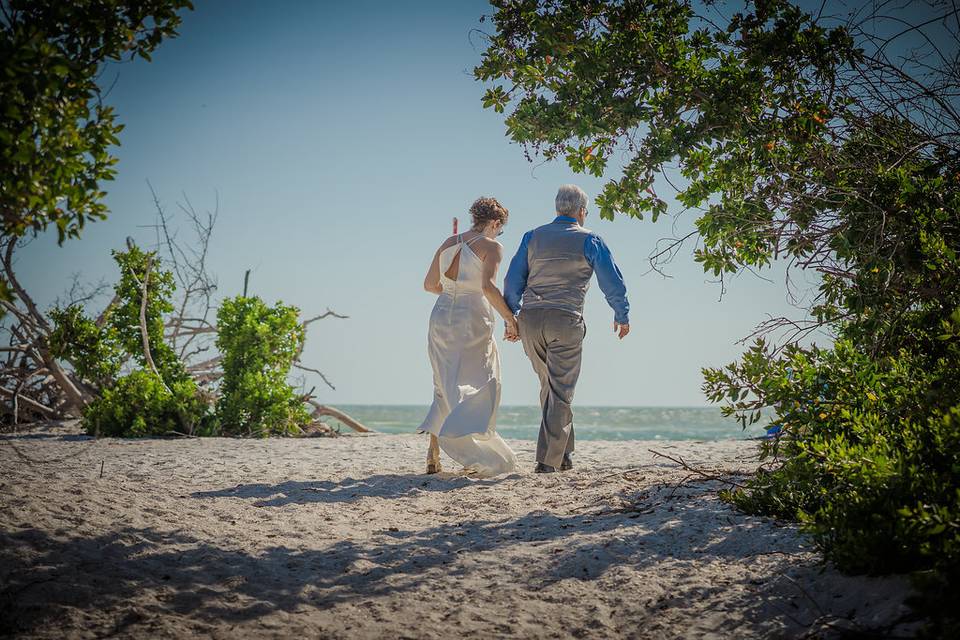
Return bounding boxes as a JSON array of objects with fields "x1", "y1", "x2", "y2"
[
  {"x1": 775, "y1": 572, "x2": 829, "y2": 620},
  {"x1": 648, "y1": 448, "x2": 750, "y2": 488},
  {"x1": 2, "y1": 239, "x2": 51, "y2": 331},
  {"x1": 164, "y1": 430, "x2": 199, "y2": 438},
  {"x1": 302, "y1": 309, "x2": 349, "y2": 327},
  {"x1": 589, "y1": 468, "x2": 647, "y2": 485},
  {"x1": 293, "y1": 363, "x2": 336, "y2": 391},
  {"x1": 94, "y1": 293, "x2": 120, "y2": 328},
  {"x1": 185, "y1": 355, "x2": 222, "y2": 373}
]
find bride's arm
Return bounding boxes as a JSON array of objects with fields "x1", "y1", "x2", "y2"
[
  {"x1": 480, "y1": 243, "x2": 518, "y2": 326},
  {"x1": 423, "y1": 243, "x2": 447, "y2": 295}
]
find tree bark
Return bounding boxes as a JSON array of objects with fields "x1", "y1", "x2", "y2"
[{"x1": 132, "y1": 257, "x2": 171, "y2": 393}]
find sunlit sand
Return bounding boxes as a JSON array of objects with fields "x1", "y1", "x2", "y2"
[{"x1": 0, "y1": 423, "x2": 915, "y2": 639}]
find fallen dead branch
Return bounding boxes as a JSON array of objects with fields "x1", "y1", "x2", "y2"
[
  {"x1": 306, "y1": 400, "x2": 373, "y2": 433},
  {"x1": 647, "y1": 448, "x2": 751, "y2": 489}
]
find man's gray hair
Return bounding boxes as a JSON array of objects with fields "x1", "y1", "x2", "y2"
[{"x1": 555, "y1": 184, "x2": 588, "y2": 217}]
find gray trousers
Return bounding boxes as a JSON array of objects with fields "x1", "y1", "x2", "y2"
[{"x1": 518, "y1": 308, "x2": 585, "y2": 468}]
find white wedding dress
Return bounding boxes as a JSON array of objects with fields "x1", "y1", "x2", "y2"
[{"x1": 418, "y1": 233, "x2": 518, "y2": 476}]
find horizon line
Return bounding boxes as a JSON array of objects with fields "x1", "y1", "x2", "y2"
[{"x1": 329, "y1": 403, "x2": 721, "y2": 409}]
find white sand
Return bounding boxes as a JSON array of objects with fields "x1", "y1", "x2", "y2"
[{"x1": 1, "y1": 423, "x2": 917, "y2": 639}]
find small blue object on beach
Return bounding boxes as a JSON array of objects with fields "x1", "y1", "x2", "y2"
[{"x1": 762, "y1": 423, "x2": 783, "y2": 439}]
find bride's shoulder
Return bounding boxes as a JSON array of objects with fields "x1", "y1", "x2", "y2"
[
  {"x1": 438, "y1": 234, "x2": 459, "y2": 249},
  {"x1": 471, "y1": 234, "x2": 500, "y2": 248},
  {"x1": 476, "y1": 236, "x2": 504, "y2": 257}
]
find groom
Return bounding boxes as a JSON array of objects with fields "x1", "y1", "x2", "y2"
[{"x1": 504, "y1": 185, "x2": 630, "y2": 473}]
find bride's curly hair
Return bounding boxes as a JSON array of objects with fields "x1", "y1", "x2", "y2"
[{"x1": 470, "y1": 197, "x2": 509, "y2": 229}]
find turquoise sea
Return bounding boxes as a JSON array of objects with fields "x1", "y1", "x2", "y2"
[{"x1": 334, "y1": 405, "x2": 771, "y2": 441}]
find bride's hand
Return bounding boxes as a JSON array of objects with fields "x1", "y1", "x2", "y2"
[{"x1": 504, "y1": 317, "x2": 520, "y2": 342}]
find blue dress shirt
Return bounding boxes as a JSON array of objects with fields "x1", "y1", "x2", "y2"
[{"x1": 504, "y1": 216, "x2": 630, "y2": 324}]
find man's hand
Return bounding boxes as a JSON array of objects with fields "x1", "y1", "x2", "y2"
[{"x1": 614, "y1": 321, "x2": 630, "y2": 340}]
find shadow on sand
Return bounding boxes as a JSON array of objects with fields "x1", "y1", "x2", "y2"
[
  {"x1": 0, "y1": 475, "x2": 880, "y2": 639},
  {"x1": 191, "y1": 473, "x2": 517, "y2": 506}
]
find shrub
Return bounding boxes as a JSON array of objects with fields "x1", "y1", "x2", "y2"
[
  {"x1": 48, "y1": 247, "x2": 321, "y2": 438},
  {"x1": 700, "y1": 112, "x2": 960, "y2": 630},
  {"x1": 47, "y1": 304, "x2": 124, "y2": 387},
  {"x1": 707, "y1": 335, "x2": 960, "y2": 619},
  {"x1": 215, "y1": 296, "x2": 311, "y2": 436},
  {"x1": 49, "y1": 245, "x2": 215, "y2": 436},
  {"x1": 83, "y1": 370, "x2": 212, "y2": 437},
  {"x1": 111, "y1": 246, "x2": 190, "y2": 384}
]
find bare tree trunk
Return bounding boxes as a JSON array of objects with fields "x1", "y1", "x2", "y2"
[{"x1": 129, "y1": 256, "x2": 171, "y2": 394}]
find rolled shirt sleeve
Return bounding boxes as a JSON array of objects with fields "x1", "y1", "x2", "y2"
[
  {"x1": 503, "y1": 230, "x2": 532, "y2": 315},
  {"x1": 584, "y1": 234, "x2": 630, "y2": 324}
]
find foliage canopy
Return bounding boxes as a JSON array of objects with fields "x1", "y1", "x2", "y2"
[
  {"x1": 0, "y1": 0, "x2": 193, "y2": 241},
  {"x1": 477, "y1": 0, "x2": 960, "y2": 627}
]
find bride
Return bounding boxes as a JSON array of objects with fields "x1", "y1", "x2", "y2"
[{"x1": 418, "y1": 197, "x2": 519, "y2": 476}]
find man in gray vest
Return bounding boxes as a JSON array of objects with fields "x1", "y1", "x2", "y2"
[{"x1": 504, "y1": 184, "x2": 630, "y2": 473}]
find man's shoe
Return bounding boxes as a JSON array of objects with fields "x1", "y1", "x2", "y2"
[
  {"x1": 535, "y1": 462, "x2": 557, "y2": 473},
  {"x1": 560, "y1": 453, "x2": 573, "y2": 471}
]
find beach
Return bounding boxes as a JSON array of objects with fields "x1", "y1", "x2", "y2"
[{"x1": 1, "y1": 423, "x2": 916, "y2": 639}]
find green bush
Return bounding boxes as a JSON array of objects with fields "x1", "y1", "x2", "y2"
[
  {"x1": 700, "y1": 113, "x2": 960, "y2": 630},
  {"x1": 83, "y1": 370, "x2": 212, "y2": 437},
  {"x1": 111, "y1": 246, "x2": 190, "y2": 384},
  {"x1": 49, "y1": 245, "x2": 191, "y2": 389},
  {"x1": 707, "y1": 335, "x2": 960, "y2": 634},
  {"x1": 47, "y1": 304, "x2": 124, "y2": 386},
  {"x1": 215, "y1": 296, "x2": 311, "y2": 436},
  {"x1": 49, "y1": 245, "x2": 213, "y2": 436},
  {"x1": 49, "y1": 247, "x2": 321, "y2": 438}
]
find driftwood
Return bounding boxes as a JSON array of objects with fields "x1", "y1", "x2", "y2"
[
  {"x1": 306, "y1": 400, "x2": 373, "y2": 433},
  {"x1": 0, "y1": 385, "x2": 56, "y2": 419},
  {"x1": 298, "y1": 421, "x2": 339, "y2": 438},
  {"x1": 146, "y1": 183, "x2": 220, "y2": 375},
  {"x1": 1, "y1": 237, "x2": 94, "y2": 423}
]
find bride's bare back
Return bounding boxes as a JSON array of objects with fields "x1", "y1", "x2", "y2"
[{"x1": 425, "y1": 230, "x2": 500, "y2": 290}]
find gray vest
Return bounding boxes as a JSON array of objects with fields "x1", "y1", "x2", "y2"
[{"x1": 521, "y1": 219, "x2": 593, "y2": 316}]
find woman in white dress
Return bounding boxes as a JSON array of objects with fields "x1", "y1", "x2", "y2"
[{"x1": 419, "y1": 197, "x2": 519, "y2": 476}]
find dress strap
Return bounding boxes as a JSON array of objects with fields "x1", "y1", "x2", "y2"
[{"x1": 464, "y1": 232, "x2": 484, "y2": 246}]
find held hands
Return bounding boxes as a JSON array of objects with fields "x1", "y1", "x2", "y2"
[
  {"x1": 614, "y1": 321, "x2": 630, "y2": 340},
  {"x1": 504, "y1": 317, "x2": 521, "y2": 342},
  {"x1": 503, "y1": 316, "x2": 626, "y2": 340}
]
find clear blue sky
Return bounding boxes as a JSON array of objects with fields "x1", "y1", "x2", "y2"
[{"x1": 17, "y1": 0, "x2": 818, "y2": 407}]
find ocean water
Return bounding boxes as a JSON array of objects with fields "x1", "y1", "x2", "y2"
[{"x1": 334, "y1": 405, "x2": 770, "y2": 441}]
